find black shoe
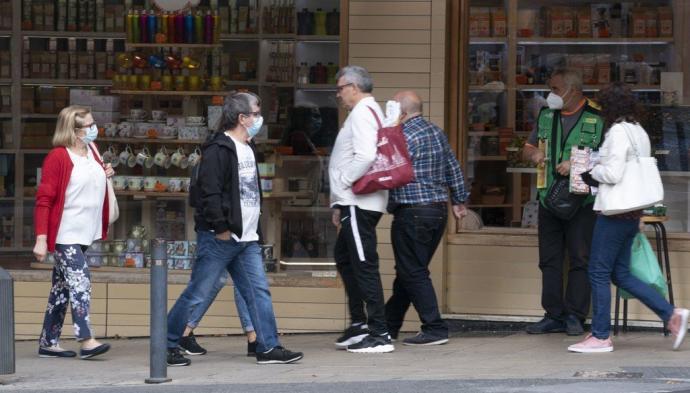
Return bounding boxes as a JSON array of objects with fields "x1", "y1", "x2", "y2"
[
  {"x1": 256, "y1": 346, "x2": 303, "y2": 364},
  {"x1": 346, "y1": 334, "x2": 395, "y2": 353},
  {"x1": 247, "y1": 340, "x2": 257, "y2": 357},
  {"x1": 403, "y1": 332, "x2": 449, "y2": 346},
  {"x1": 525, "y1": 317, "x2": 566, "y2": 334},
  {"x1": 38, "y1": 346, "x2": 77, "y2": 358},
  {"x1": 565, "y1": 315, "x2": 585, "y2": 336},
  {"x1": 335, "y1": 324, "x2": 369, "y2": 349},
  {"x1": 79, "y1": 343, "x2": 110, "y2": 359},
  {"x1": 167, "y1": 348, "x2": 191, "y2": 366},
  {"x1": 179, "y1": 333, "x2": 207, "y2": 355}
]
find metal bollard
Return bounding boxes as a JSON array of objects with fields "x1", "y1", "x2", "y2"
[
  {"x1": 0, "y1": 267, "x2": 15, "y2": 375},
  {"x1": 145, "y1": 239, "x2": 171, "y2": 384}
]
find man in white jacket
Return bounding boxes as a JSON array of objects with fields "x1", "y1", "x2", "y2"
[{"x1": 329, "y1": 65, "x2": 394, "y2": 353}]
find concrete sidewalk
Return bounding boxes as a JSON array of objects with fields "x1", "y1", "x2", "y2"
[{"x1": 2, "y1": 331, "x2": 690, "y2": 392}]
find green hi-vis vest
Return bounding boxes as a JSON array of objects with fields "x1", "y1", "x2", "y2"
[{"x1": 536, "y1": 99, "x2": 604, "y2": 207}]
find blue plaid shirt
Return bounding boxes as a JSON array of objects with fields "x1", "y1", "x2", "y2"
[{"x1": 389, "y1": 116, "x2": 468, "y2": 205}]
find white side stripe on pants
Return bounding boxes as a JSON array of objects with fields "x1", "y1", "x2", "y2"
[{"x1": 349, "y1": 205, "x2": 366, "y2": 262}]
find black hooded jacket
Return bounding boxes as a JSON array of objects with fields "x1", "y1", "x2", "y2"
[{"x1": 191, "y1": 131, "x2": 263, "y2": 240}]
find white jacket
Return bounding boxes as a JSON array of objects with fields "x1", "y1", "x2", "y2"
[
  {"x1": 329, "y1": 96, "x2": 388, "y2": 213},
  {"x1": 591, "y1": 121, "x2": 651, "y2": 212}
]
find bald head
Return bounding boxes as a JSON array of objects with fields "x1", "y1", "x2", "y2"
[{"x1": 394, "y1": 91, "x2": 423, "y2": 119}]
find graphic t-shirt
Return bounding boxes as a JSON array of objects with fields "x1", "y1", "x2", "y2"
[{"x1": 229, "y1": 135, "x2": 260, "y2": 242}]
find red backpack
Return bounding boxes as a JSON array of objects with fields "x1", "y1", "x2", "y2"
[{"x1": 352, "y1": 107, "x2": 415, "y2": 194}]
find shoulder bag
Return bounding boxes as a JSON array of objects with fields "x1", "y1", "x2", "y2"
[{"x1": 89, "y1": 143, "x2": 119, "y2": 224}]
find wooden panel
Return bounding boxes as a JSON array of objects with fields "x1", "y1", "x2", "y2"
[
  {"x1": 350, "y1": 16, "x2": 431, "y2": 30},
  {"x1": 349, "y1": 44, "x2": 431, "y2": 58},
  {"x1": 375, "y1": 88, "x2": 430, "y2": 101},
  {"x1": 350, "y1": 57, "x2": 430, "y2": 73},
  {"x1": 349, "y1": 30, "x2": 430, "y2": 44},
  {"x1": 369, "y1": 72, "x2": 430, "y2": 88},
  {"x1": 350, "y1": 2, "x2": 431, "y2": 16}
]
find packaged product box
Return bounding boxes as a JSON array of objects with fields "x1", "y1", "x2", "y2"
[
  {"x1": 44, "y1": 2, "x2": 55, "y2": 30},
  {"x1": 543, "y1": 6, "x2": 565, "y2": 37},
  {"x1": 630, "y1": 7, "x2": 647, "y2": 37},
  {"x1": 31, "y1": 3, "x2": 44, "y2": 30},
  {"x1": 596, "y1": 55, "x2": 611, "y2": 85},
  {"x1": 562, "y1": 7, "x2": 576, "y2": 37},
  {"x1": 91, "y1": 111, "x2": 120, "y2": 124},
  {"x1": 167, "y1": 241, "x2": 189, "y2": 258},
  {"x1": 591, "y1": 4, "x2": 612, "y2": 38},
  {"x1": 473, "y1": 8, "x2": 490, "y2": 37},
  {"x1": 91, "y1": 95, "x2": 120, "y2": 112},
  {"x1": 113, "y1": 5, "x2": 125, "y2": 32},
  {"x1": 207, "y1": 105, "x2": 223, "y2": 131},
  {"x1": 645, "y1": 8, "x2": 658, "y2": 37},
  {"x1": 491, "y1": 8, "x2": 506, "y2": 37},
  {"x1": 69, "y1": 88, "x2": 98, "y2": 106},
  {"x1": 123, "y1": 252, "x2": 144, "y2": 268},
  {"x1": 0, "y1": 2, "x2": 11, "y2": 30},
  {"x1": 658, "y1": 6, "x2": 673, "y2": 37}
]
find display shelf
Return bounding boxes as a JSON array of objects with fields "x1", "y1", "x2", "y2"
[
  {"x1": 0, "y1": 113, "x2": 10, "y2": 118},
  {"x1": 0, "y1": 78, "x2": 10, "y2": 85},
  {"x1": 125, "y1": 43, "x2": 223, "y2": 49},
  {"x1": 516, "y1": 37, "x2": 674, "y2": 45},
  {"x1": 660, "y1": 171, "x2": 690, "y2": 177},
  {"x1": 0, "y1": 197, "x2": 14, "y2": 201},
  {"x1": 468, "y1": 131, "x2": 500, "y2": 137},
  {"x1": 470, "y1": 37, "x2": 507, "y2": 44},
  {"x1": 226, "y1": 80, "x2": 259, "y2": 86},
  {"x1": 21, "y1": 113, "x2": 57, "y2": 119},
  {"x1": 296, "y1": 83, "x2": 336, "y2": 90},
  {"x1": 296, "y1": 35, "x2": 339, "y2": 42},
  {"x1": 99, "y1": 137, "x2": 203, "y2": 145},
  {"x1": 281, "y1": 206, "x2": 332, "y2": 213},
  {"x1": 469, "y1": 85, "x2": 506, "y2": 93},
  {"x1": 468, "y1": 155, "x2": 507, "y2": 161},
  {"x1": 261, "y1": 33, "x2": 297, "y2": 40},
  {"x1": 278, "y1": 154, "x2": 329, "y2": 162},
  {"x1": 21, "y1": 31, "x2": 126, "y2": 39},
  {"x1": 507, "y1": 167, "x2": 537, "y2": 174},
  {"x1": 517, "y1": 84, "x2": 661, "y2": 92},
  {"x1": 111, "y1": 90, "x2": 227, "y2": 96},
  {"x1": 0, "y1": 30, "x2": 11, "y2": 37},
  {"x1": 115, "y1": 191, "x2": 189, "y2": 199},
  {"x1": 262, "y1": 82, "x2": 296, "y2": 88},
  {"x1": 22, "y1": 79, "x2": 112, "y2": 87},
  {"x1": 219, "y1": 33, "x2": 262, "y2": 41}
]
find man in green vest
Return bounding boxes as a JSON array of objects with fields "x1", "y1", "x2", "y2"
[{"x1": 522, "y1": 69, "x2": 604, "y2": 336}]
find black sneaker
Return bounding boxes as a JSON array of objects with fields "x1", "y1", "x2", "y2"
[
  {"x1": 256, "y1": 346, "x2": 303, "y2": 364},
  {"x1": 525, "y1": 317, "x2": 566, "y2": 334},
  {"x1": 179, "y1": 333, "x2": 207, "y2": 355},
  {"x1": 565, "y1": 314, "x2": 585, "y2": 336},
  {"x1": 403, "y1": 332, "x2": 449, "y2": 346},
  {"x1": 346, "y1": 334, "x2": 395, "y2": 353},
  {"x1": 247, "y1": 340, "x2": 257, "y2": 357},
  {"x1": 167, "y1": 348, "x2": 191, "y2": 366},
  {"x1": 335, "y1": 324, "x2": 369, "y2": 349},
  {"x1": 38, "y1": 346, "x2": 77, "y2": 358}
]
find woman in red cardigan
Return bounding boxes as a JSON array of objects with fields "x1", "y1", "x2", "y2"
[{"x1": 33, "y1": 105, "x2": 112, "y2": 360}]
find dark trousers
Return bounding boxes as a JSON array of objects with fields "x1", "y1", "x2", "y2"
[
  {"x1": 334, "y1": 205, "x2": 387, "y2": 336},
  {"x1": 386, "y1": 204, "x2": 448, "y2": 337},
  {"x1": 538, "y1": 203, "x2": 596, "y2": 321}
]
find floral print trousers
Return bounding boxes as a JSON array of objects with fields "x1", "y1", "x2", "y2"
[{"x1": 39, "y1": 244, "x2": 94, "y2": 347}]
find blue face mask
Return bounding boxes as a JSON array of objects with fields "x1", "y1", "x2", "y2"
[
  {"x1": 80, "y1": 124, "x2": 99, "y2": 144},
  {"x1": 247, "y1": 115, "x2": 264, "y2": 138}
]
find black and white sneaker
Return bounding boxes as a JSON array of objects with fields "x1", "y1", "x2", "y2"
[
  {"x1": 179, "y1": 333, "x2": 207, "y2": 355},
  {"x1": 167, "y1": 348, "x2": 191, "y2": 366},
  {"x1": 335, "y1": 324, "x2": 369, "y2": 349},
  {"x1": 402, "y1": 332, "x2": 449, "y2": 346},
  {"x1": 256, "y1": 346, "x2": 303, "y2": 364},
  {"x1": 346, "y1": 334, "x2": 395, "y2": 353},
  {"x1": 247, "y1": 340, "x2": 257, "y2": 357}
]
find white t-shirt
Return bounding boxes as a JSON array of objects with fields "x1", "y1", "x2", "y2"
[
  {"x1": 229, "y1": 135, "x2": 260, "y2": 242},
  {"x1": 56, "y1": 147, "x2": 106, "y2": 246}
]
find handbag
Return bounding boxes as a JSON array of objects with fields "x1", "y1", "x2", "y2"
[
  {"x1": 542, "y1": 111, "x2": 586, "y2": 220},
  {"x1": 89, "y1": 143, "x2": 119, "y2": 224},
  {"x1": 352, "y1": 107, "x2": 415, "y2": 195},
  {"x1": 620, "y1": 232, "x2": 668, "y2": 299},
  {"x1": 596, "y1": 123, "x2": 663, "y2": 215}
]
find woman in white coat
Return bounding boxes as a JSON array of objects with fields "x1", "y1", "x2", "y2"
[{"x1": 568, "y1": 83, "x2": 689, "y2": 353}]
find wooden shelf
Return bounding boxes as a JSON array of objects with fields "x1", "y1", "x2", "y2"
[
  {"x1": 517, "y1": 37, "x2": 674, "y2": 45},
  {"x1": 297, "y1": 83, "x2": 336, "y2": 91},
  {"x1": 226, "y1": 80, "x2": 259, "y2": 86},
  {"x1": 111, "y1": 90, "x2": 227, "y2": 96},
  {"x1": 125, "y1": 42, "x2": 222, "y2": 49},
  {"x1": 21, "y1": 30, "x2": 126, "y2": 39},
  {"x1": 0, "y1": 78, "x2": 11, "y2": 85},
  {"x1": 260, "y1": 33, "x2": 297, "y2": 40},
  {"x1": 262, "y1": 82, "x2": 295, "y2": 88},
  {"x1": 296, "y1": 35, "x2": 339, "y2": 42},
  {"x1": 469, "y1": 37, "x2": 507, "y2": 44},
  {"x1": 517, "y1": 84, "x2": 661, "y2": 92},
  {"x1": 99, "y1": 137, "x2": 203, "y2": 145},
  {"x1": 22, "y1": 78, "x2": 112, "y2": 86},
  {"x1": 469, "y1": 84, "x2": 506, "y2": 93},
  {"x1": 21, "y1": 113, "x2": 57, "y2": 119}
]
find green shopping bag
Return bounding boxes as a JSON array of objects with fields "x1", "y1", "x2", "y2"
[{"x1": 620, "y1": 232, "x2": 669, "y2": 299}]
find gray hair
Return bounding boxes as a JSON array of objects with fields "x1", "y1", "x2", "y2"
[
  {"x1": 335, "y1": 65, "x2": 374, "y2": 93},
  {"x1": 550, "y1": 68, "x2": 583, "y2": 92},
  {"x1": 221, "y1": 91, "x2": 261, "y2": 131}
]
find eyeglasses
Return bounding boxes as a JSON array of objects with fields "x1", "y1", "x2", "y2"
[
  {"x1": 336, "y1": 83, "x2": 353, "y2": 93},
  {"x1": 242, "y1": 111, "x2": 261, "y2": 117},
  {"x1": 75, "y1": 122, "x2": 95, "y2": 130}
]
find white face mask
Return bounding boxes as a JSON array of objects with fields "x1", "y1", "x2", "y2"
[{"x1": 546, "y1": 88, "x2": 570, "y2": 110}]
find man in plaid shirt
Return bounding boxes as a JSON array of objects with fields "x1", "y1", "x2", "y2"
[{"x1": 385, "y1": 90, "x2": 468, "y2": 345}]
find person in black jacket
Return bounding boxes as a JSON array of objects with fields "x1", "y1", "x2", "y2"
[{"x1": 166, "y1": 91, "x2": 303, "y2": 366}]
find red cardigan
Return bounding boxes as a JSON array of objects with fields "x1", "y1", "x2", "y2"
[{"x1": 34, "y1": 146, "x2": 110, "y2": 252}]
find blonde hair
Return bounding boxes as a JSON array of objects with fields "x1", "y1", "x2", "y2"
[{"x1": 52, "y1": 105, "x2": 91, "y2": 147}]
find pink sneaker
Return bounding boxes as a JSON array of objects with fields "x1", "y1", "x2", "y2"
[
  {"x1": 567, "y1": 334, "x2": 613, "y2": 353},
  {"x1": 668, "y1": 308, "x2": 690, "y2": 350}
]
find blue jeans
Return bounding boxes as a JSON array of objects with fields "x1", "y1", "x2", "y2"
[
  {"x1": 187, "y1": 270, "x2": 254, "y2": 332},
  {"x1": 589, "y1": 215, "x2": 674, "y2": 339},
  {"x1": 168, "y1": 231, "x2": 279, "y2": 352}
]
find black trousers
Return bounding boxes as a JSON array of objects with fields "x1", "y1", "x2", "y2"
[
  {"x1": 334, "y1": 205, "x2": 387, "y2": 336},
  {"x1": 385, "y1": 204, "x2": 448, "y2": 337},
  {"x1": 538, "y1": 203, "x2": 596, "y2": 321}
]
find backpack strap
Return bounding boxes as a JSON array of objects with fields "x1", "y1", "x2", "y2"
[{"x1": 367, "y1": 106, "x2": 382, "y2": 129}]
